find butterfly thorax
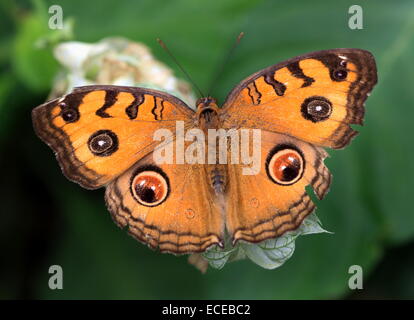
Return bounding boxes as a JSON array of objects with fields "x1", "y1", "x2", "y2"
[
  {"x1": 195, "y1": 97, "x2": 228, "y2": 197},
  {"x1": 196, "y1": 96, "x2": 220, "y2": 130}
]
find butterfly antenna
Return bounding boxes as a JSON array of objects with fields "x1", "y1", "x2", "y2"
[
  {"x1": 157, "y1": 38, "x2": 205, "y2": 98},
  {"x1": 207, "y1": 32, "x2": 244, "y2": 97}
]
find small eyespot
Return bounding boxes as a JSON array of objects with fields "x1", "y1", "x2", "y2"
[
  {"x1": 185, "y1": 208, "x2": 195, "y2": 219},
  {"x1": 266, "y1": 146, "x2": 304, "y2": 186},
  {"x1": 88, "y1": 130, "x2": 119, "y2": 156},
  {"x1": 339, "y1": 60, "x2": 347, "y2": 67},
  {"x1": 61, "y1": 108, "x2": 79, "y2": 123},
  {"x1": 249, "y1": 198, "x2": 260, "y2": 208},
  {"x1": 332, "y1": 68, "x2": 348, "y2": 81},
  {"x1": 131, "y1": 169, "x2": 169, "y2": 207},
  {"x1": 301, "y1": 96, "x2": 332, "y2": 122}
]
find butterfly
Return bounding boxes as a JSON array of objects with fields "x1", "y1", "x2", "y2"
[{"x1": 32, "y1": 49, "x2": 377, "y2": 254}]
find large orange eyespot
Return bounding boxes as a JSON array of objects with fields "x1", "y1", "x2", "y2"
[
  {"x1": 130, "y1": 168, "x2": 169, "y2": 207},
  {"x1": 266, "y1": 146, "x2": 304, "y2": 185}
]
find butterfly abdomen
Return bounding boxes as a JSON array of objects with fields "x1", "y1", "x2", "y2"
[{"x1": 209, "y1": 166, "x2": 227, "y2": 195}]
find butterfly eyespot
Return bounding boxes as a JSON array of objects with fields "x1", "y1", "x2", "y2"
[
  {"x1": 332, "y1": 68, "x2": 348, "y2": 81},
  {"x1": 131, "y1": 168, "x2": 169, "y2": 207},
  {"x1": 266, "y1": 146, "x2": 304, "y2": 185},
  {"x1": 61, "y1": 108, "x2": 79, "y2": 123},
  {"x1": 88, "y1": 130, "x2": 119, "y2": 156},
  {"x1": 185, "y1": 208, "x2": 195, "y2": 219},
  {"x1": 301, "y1": 96, "x2": 332, "y2": 122},
  {"x1": 249, "y1": 198, "x2": 260, "y2": 208}
]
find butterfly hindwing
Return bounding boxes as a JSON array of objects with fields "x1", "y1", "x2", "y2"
[
  {"x1": 225, "y1": 131, "x2": 331, "y2": 244},
  {"x1": 105, "y1": 152, "x2": 224, "y2": 254}
]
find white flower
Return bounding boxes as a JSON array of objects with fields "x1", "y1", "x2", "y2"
[{"x1": 49, "y1": 37, "x2": 196, "y2": 106}]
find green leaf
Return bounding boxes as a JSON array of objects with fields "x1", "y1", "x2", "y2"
[
  {"x1": 202, "y1": 213, "x2": 330, "y2": 270},
  {"x1": 12, "y1": 0, "x2": 59, "y2": 92}
]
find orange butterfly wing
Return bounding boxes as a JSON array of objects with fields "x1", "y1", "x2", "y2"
[
  {"x1": 220, "y1": 49, "x2": 377, "y2": 244},
  {"x1": 222, "y1": 49, "x2": 377, "y2": 149},
  {"x1": 33, "y1": 85, "x2": 225, "y2": 254},
  {"x1": 225, "y1": 131, "x2": 330, "y2": 244},
  {"x1": 32, "y1": 85, "x2": 194, "y2": 189},
  {"x1": 106, "y1": 153, "x2": 225, "y2": 254}
]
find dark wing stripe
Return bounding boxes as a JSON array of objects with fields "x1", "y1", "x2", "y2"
[
  {"x1": 96, "y1": 90, "x2": 118, "y2": 118},
  {"x1": 125, "y1": 94, "x2": 144, "y2": 119},
  {"x1": 159, "y1": 100, "x2": 165, "y2": 120},
  {"x1": 234, "y1": 192, "x2": 309, "y2": 233},
  {"x1": 247, "y1": 82, "x2": 262, "y2": 105},
  {"x1": 233, "y1": 193, "x2": 315, "y2": 244},
  {"x1": 287, "y1": 62, "x2": 315, "y2": 87},
  {"x1": 61, "y1": 90, "x2": 87, "y2": 111},
  {"x1": 264, "y1": 72, "x2": 286, "y2": 96},
  {"x1": 151, "y1": 97, "x2": 165, "y2": 120}
]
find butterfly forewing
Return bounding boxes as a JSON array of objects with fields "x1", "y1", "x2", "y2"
[
  {"x1": 32, "y1": 85, "x2": 195, "y2": 189},
  {"x1": 222, "y1": 49, "x2": 377, "y2": 149}
]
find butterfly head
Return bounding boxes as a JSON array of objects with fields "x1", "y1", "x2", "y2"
[
  {"x1": 196, "y1": 96, "x2": 218, "y2": 110},
  {"x1": 196, "y1": 97, "x2": 220, "y2": 127}
]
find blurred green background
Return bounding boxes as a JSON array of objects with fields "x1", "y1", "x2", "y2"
[{"x1": 1, "y1": 0, "x2": 413, "y2": 299}]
